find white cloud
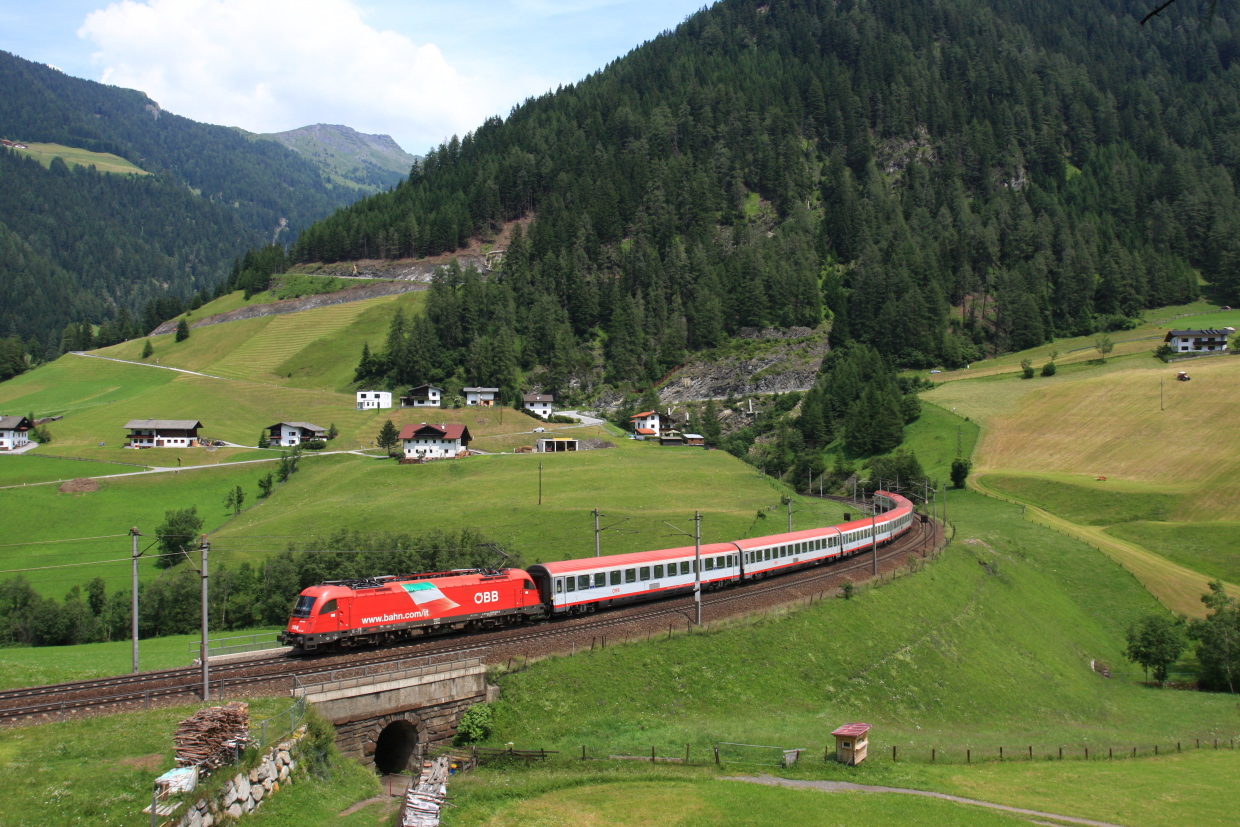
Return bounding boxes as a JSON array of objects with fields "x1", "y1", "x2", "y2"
[{"x1": 77, "y1": 0, "x2": 540, "y2": 152}]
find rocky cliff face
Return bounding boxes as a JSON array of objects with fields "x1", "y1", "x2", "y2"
[{"x1": 656, "y1": 325, "x2": 829, "y2": 404}]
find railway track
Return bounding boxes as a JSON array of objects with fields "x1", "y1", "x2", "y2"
[{"x1": 0, "y1": 516, "x2": 938, "y2": 725}]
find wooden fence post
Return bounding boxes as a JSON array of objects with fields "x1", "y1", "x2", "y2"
[
  {"x1": 892, "y1": 745, "x2": 897, "y2": 761},
  {"x1": 1058, "y1": 746, "x2": 1062, "y2": 760},
  {"x1": 931, "y1": 748, "x2": 935, "y2": 762},
  {"x1": 652, "y1": 745, "x2": 656, "y2": 763},
  {"x1": 714, "y1": 746, "x2": 720, "y2": 766},
  {"x1": 686, "y1": 744, "x2": 690, "y2": 764},
  {"x1": 1028, "y1": 746, "x2": 1032, "y2": 760},
  {"x1": 966, "y1": 749, "x2": 970, "y2": 764},
  {"x1": 582, "y1": 745, "x2": 586, "y2": 761},
  {"x1": 999, "y1": 746, "x2": 1003, "y2": 761}
]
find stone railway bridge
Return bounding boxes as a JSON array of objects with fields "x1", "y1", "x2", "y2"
[{"x1": 293, "y1": 653, "x2": 487, "y2": 773}]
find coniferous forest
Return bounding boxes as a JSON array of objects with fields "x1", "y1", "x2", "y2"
[
  {"x1": 0, "y1": 49, "x2": 382, "y2": 363},
  {"x1": 293, "y1": 0, "x2": 1240, "y2": 387}
]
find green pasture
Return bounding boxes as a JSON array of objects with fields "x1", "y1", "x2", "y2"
[
  {"x1": 927, "y1": 300, "x2": 1240, "y2": 382},
  {"x1": 444, "y1": 746, "x2": 1240, "y2": 827},
  {"x1": 0, "y1": 460, "x2": 297, "y2": 596},
  {"x1": 0, "y1": 700, "x2": 380, "y2": 827},
  {"x1": 13, "y1": 141, "x2": 149, "y2": 175},
  {"x1": 1107, "y1": 521, "x2": 1240, "y2": 585},
  {"x1": 0, "y1": 625, "x2": 282, "y2": 690},
  {"x1": 0, "y1": 455, "x2": 146, "y2": 486},
  {"x1": 444, "y1": 771, "x2": 1029, "y2": 826},
  {"x1": 980, "y1": 474, "x2": 1181, "y2": 526},
  {"x1": 212, "y1": 445, "x2": 850, "y2": 565},
  {"x1": 484, "y1": 492, "x2": 1236, "y2": 758},
  {"x1": 108, "y1": 289, "x2": 426, "y2": 393}
]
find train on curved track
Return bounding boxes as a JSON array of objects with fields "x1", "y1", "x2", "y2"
[{"x1": 279, "y1": 491, "x2": 915, "y2": 652}]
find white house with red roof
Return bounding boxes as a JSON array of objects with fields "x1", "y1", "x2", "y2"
[
  {"x1": 0, "y1": 415, "x2": 32, "y2": 451},
  {"x1": 629, "y1": 410, "x2": 673, "y2": 438},
  {"x1": 399, "y1": 422, "x2": 473, "y2": 460}
]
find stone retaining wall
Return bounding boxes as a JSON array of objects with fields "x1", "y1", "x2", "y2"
[{"x1": 172, "y1": 727, "x2": 306, "y2": 827}]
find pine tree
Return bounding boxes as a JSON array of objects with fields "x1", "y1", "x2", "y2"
[
  {"x1": 175, "y1": 318, "x2": 190, "y2": 343},
  {"x1": 141, "y1": 339, "x2": 154, "y2": 360}
]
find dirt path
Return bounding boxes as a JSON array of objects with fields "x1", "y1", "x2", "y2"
[{"x1": 728, "y1": 775, "x2": 1127, "y2": 827}]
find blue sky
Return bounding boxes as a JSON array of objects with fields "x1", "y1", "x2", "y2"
[{"x1": 0, "y1": 0, "x2": 708, "y2": 153}]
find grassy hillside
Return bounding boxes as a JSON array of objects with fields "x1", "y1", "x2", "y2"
[
  {"x1": 924, "y1": 343, "x2": 1240, "y2": 613},
  {"x1": 12, "y1": 141, "x2": 149, "y2": 175},
  {"x1": 102, "y1": 288, "x2": 426, "y2": 392},
  {"x1": 211, "y1": 444, "x2": 849, "y2": 565},
  {"x1": 486, "y1": 493, "x2": 1235, "y2": 757}
]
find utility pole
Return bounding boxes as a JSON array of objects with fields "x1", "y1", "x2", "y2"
[
  {"x1": 199, "y1": 535, "x2": 210, "y2": 701},
  {"x1": 871, "y1": 506, "x2": 879, "y2": 577},
  {"x1": 131, "y1": 527, "x2": 141, "y2": 674},
  {"x1": 787, "y1": 497, "x2": 793, "y2": 533},
  {"x1": 593, "y1": 509, "x2": 601, "y2": 557},
  {"x1": 694, "y1": 510, "x2": 702, "y2": 626}
]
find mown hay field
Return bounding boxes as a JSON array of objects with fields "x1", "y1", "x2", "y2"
[{"x1": 925, "y1": 351, "x2": 1240, "y2": 610}]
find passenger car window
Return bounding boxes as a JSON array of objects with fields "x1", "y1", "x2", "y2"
[
  {"x1": 625, "y1": 568, "x2": 636, "y2": 583},
  {"x1": 555, "y1": 579, "x2": 563, "y2": 594},
  {"x1": 566, "y1": 578, "x2": 576, "y2": 592},
  {"x1": 594, "y1": 573, "x2": 605, "y2": 588},
  {"x1": 681, "y1": 562, "x2": 690, "y2": 575},
  {"x1": 654, "y1": 564, "x2": 664, "y2": 578},
  {"x1": 610, "y1": 571, "x2": 621, "y2": 586},
  {"x1": 578, "y1": 575, "x2": 590, "y2": 590},
  {"x1": 640, "y1": 566, "x2": 650, "y2": 581}
]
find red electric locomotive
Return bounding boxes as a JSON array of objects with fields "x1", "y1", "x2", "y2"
[{"x1": 279, "y1": 568, "x2": 542, "y2": 651}]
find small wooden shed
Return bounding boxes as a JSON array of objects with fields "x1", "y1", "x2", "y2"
[{"x1": 831, "y1": 722, "x2": 871, "y2": 765}]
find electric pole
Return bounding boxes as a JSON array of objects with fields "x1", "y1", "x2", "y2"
[
  {"x1": 199, "y1": 535, "x2": 210, "y2": 701},
  {"x1": 787, "y1": 497, "x2": 793, "y2": 532},
  {"x1": 593, "y1": 508, "x2": 601, "y2": 557},
  {"x1": 131, "y1": 527, "x2": 141, "y2": 674},
  {"x1": 871, "y1": 506, "x2": 879, "y2": 577},
  {"x1": 694, "y1": 510, "x2": 702, "y2": 626}
]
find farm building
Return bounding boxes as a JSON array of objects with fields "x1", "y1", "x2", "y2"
[
  {"x1": 1164, "y1": 328, "x2": 1233, "y2": 353},
  {"x1": 463, "y1": 387, "x2": 498, "y2": 406},
  {"x1": 629, "y1": 411, "x2": 675, "y2": 438},
  {"x1": 683, "y1": 433, "x2": 705, "y2": 446},
  {"x1": 399, "y1": 384, "x2": 443, "y2": 408},
  {"x1": 659, "y1": 431, "x2": 686, "y2": 446},
  {"x1": 399, "y1": 423, "x2": 472, "y2": 460},
  {"x1": 124, "y1": 419, "x2": 202, "y2": 448},
  {"x1": 536, "y1": 437, "x2": 578, "y2": 452},
  {"x1": 267, "y1": 422, "x2": 327, "y2": 447},
  {"x1": 523, "y1": 393, "x2": 554, "y2": 418},
  {"x1": 0, "y1": 415, "x2": 32, "y2": 451},
  {"x1": 356, "y1": 391, "x2": 392, "y2": 410}
]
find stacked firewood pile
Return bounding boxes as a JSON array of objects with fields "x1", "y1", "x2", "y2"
[{"x1": 174, "y1": 702, "x2": 250, "y2": 771}]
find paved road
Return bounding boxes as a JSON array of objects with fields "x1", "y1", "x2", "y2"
[{"x1": 728, "y1": 775, "x2": 1127, "y2": 827}]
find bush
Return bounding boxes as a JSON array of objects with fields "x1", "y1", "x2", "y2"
[
  {"x1": 301, "y1": 439, "x2": 327, "y2": 450},
  {"x1": 1020, "y1": 359, "x2": 1034, "y2": 379},
  {"x1": 454, "y1": 703, "x2": 493, "y2": 744},
  {"x1": 1041, "y1": 361, "x2": 1057, "y2": 376},
  {"x1": 546, "y1": 414, "x2": 576, "y2": 423},
  {"x1": 950, "y1": 458, "x2": 972, "y2": 489}
]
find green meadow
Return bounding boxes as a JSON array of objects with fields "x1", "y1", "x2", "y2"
[
  {"x1": 483, "y1": 492, "x2": 1236, "y2": 756},
  {"x1": 103, "y1": 288, "x2": 427, "y2": 393},
  {"x1": 12, "y1": 141, "x2": 149, "y2": 175},
  {"x1": 442, "y1": 747, "x2": 1240, "y2": 827},
  {"x1": 0, "y1": 625, "x2": 282, "y2": 690},
  {"x1": 0, "y1": 700, "x2": 382, "y2": 827}
]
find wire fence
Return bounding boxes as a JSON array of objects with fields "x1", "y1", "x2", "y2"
[
  {"x1": 472, "y1": 735, "x2": 1238, "y2": 769},
  {"x1": 252, "y1": 695, "x2": 306, "y2": 751}
]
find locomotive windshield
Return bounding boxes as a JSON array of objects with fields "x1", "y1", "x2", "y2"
[{"x1": 291, "y1": 594, "x2": 316, "y2": 618}]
